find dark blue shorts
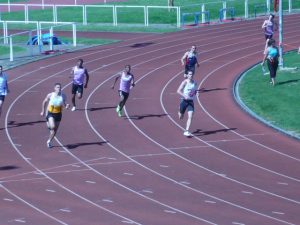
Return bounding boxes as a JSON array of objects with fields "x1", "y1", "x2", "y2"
[
  {"x1": 46, "y1": 112, "x2": 62, "y2": 122},
  {"x1": 185, "y1": 65, "x2": 195, "y2": 75},
  {"x1": 118, "y1": 90, "x2": 129, "y2": 101},
  {"x1": 72, "y1": 83, "x2": 84, "y2": 95},
  {"x1": 0, "y1": 95, "x2": 5, "y2": 101},
  {"x1": 179, "y1": 99, "x2": 194, "y2": 114}
]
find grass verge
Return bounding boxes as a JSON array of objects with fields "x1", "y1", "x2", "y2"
[{"x1": 238, "y1": 50, "x2": 300, "y2": 137}]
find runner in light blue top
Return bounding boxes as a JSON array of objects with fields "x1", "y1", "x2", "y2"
[
  {"x1": 111, "y1": 65, "x2": 135, "y2": 117},
  {"x1": 0, "y1": 65, "x2": 9, "y2": 119}
]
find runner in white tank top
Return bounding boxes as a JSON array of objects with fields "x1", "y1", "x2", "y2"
[
  {"x1": 111, "y1": 65, "x2": 135, "y2": 117},
  {"x1": 177, "y1": 71, "x2": 198, "y2": 137},
  {"x1": 70, "y1": 59, "x2": 89, "y2": 111}
]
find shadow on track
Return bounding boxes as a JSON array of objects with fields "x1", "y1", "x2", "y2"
[
  {"x1": 65, "y1": 141, "x2": 108, "y2": 150},
  {"x1": 126, "y1": 113, "x2": 168, "y2": 120},
  {"x1": 0, "y1": 165, "x2": 19, "y2": 171},
  {"x1": 193, "y1": 128, "x2": 237, "y2": 136}
]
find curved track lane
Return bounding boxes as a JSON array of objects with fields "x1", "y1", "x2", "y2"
[{"x1": 0, "y1": 14, "x2": 300, "y2": 225}]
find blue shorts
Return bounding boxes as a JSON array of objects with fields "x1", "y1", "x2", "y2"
[
  {"x1": 118, "y1": 90, "x2": 129, "y2": 101},
  {"x1": 0, "y1": 95, "x2": 5, "y2": 101},
  {"x1": 46, "y1": 112, "x2": 62, "y2": 122},
  {"x1": 185, "y1": 65, "x2": 196, "y2": 75},
  {"x1": 179, "y1": 99, "x2": 194, "y2": 114},
  {"x1": 72, "y1": 83, "x2": 84, "y2": 95}
]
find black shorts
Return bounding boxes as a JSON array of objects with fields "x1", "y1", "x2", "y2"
[
  {"x1": 0, "y1": 95, "x2": 5, "y2": 101},
  {"x1": 265, "y1": 34, "x2": 273, "y2": 40},
  {"x1": 118, "y1": 90, "x2": 129, "y2": 101},
  {"x1": 179, "y1": 99, "x2": 194, "y2": 114},
  {"x1": 46, "y1": 112, "x2": 62, "y2": 122},
  {"x1": 184, "y1": 65, "x2": 195, "y2": 75},
  {"x1": 72, "y1": 83, "x2": 84, "y2": 95}
]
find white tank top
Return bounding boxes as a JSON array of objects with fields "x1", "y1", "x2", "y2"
[
  {"x1": 183, "y1": 80, "x2": 197, "y2": 100},
  {"x1": 73, "y1": 66, "x2": 85, "y2": 85},
  {"x1": 119, "y1": 72, "x2": 133, "y2": 93},
  {"x1": 48, "y1": 93, "x2": 66, "y2": 113}
]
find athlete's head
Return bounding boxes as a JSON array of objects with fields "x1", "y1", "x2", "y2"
[
  {"x1": 125, "y1": 65, "x2": 131, "y2": 73},
  {"x1": 54, "y1": 83, "x2": 62, "y2": 93},
  {"x1": 268, "y1": 38, "x2": 276, "y2": 46},
  {"x1": 269, "y1": 14, "x2": 275, "y2": 20},
  {"x1": 187, "y1": 71, "x2": 194, "y2": 79},
  {"x1": 191, "y1": 45, "x2": 196, "y2": 52},
  {"x1": 77, "y1": 59, "x2": 83, "y2": 67}
]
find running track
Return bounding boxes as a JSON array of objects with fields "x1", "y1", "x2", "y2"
[{"x1": 0, "y1": 15, "x2": 300, "y2": 225}]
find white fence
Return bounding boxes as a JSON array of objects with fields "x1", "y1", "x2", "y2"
[
  {"x1": 0, "y1": 4, "x2": 181, "y2": 27},
  {"x1": 0, "y1": 0, "x2": 299, "y2": 27},
  {"x1": 1, "y1": 21, "x2": 76, "y2": 61}
]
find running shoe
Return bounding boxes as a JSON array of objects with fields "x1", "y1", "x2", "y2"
[
  {"x1": 71, "y1": 106, "x2": 76, "y2": 111},
  {"x1": 118, "y1": 109, "x2": 122, "y2": 117},
  {"x1": 47, "y1": 140, "x2": 52, "y2": 148},
  {"x1": 183, "y1": 131, "x2": 192, "y2": 137}
]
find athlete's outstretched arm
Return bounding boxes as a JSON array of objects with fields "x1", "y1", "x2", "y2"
[
  {"x1": 40, "y1": 93, "x2": 51, "y2": 116},
  {"x1": 84, "y1": 69, "x2": 90, "y2": 88},
  {"x1": 111, "y1": 74, "x2": 121, "y2": 89}
]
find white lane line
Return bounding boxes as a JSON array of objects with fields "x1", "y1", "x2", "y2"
[
  {"x1": 85, "y1": 180, "x2": 96, "y2": 184},
  {"x1": 232, "y1": 222, "x2": 245, "y2": 225},
  {"x1": 169, "y1": 145, "x2": 209, "y2": 150},
  {"x1": 205, "y1": 200, "x2": 217, "y2": 204},
  {"x1": 241, "y1": 191, "x2": 253, "y2": 195},
  {"x1": 123, "y1": 173, "x2": 134, "y2": 176},
  {"x1": 272, "y1": 211, "x2": 285, "y2": 215},
  {"x1": 164, "y1": 209, "x2": 177, "y2": 214},
  {"x1": 159, "y1": 165, "x2": 169, "y2": 168},
  {"x1": 277, "y1": 182, "x2": 288, "y2": 186},
  {"x1": 179, "y1": 181, "x2": 191, "y2": 185},
  {"x1": 59, "y1": 208, "x2": 71, "y2": 213},
  {"x1": 141, "y1": 189, "x2": 154, "y2": 194},
  {"x1": 46, "y1": 189, "x2": 56, "y2": 193},
  {"x1": 102, "y1": 198, "x2": 114, "y2": 203},
  {"x1": 14, "y1": 218, "x2": 26, "y2": 223}
]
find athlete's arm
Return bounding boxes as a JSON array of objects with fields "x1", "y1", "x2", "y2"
[
  {"x1": 131, "y1": 75, "x2": 135, "y2": 87},
  {"x1": 62, "y1": 93, "x2": 70, "y2": 109},
  {"x1": 111, "y1": 73, "x2": 121, "y2": 89},
  {"x1": 84, "y1": 69, "x2": 89, "y2": 88},
  {"x1": 177, "y1": 80, "x2": 187, "y2": 99},
  {"x1": 181, "y1": 52, "x2": 188, "y2": 66},
  {"x1": 69, "y1": 67, "x2": 75, "y2": 78},
  {"x1": 5, "y1": 76, "x2": 9, "y2": 93},
  {"x1": 40, "y1": 93, "x2": 51, "y2": 116}
]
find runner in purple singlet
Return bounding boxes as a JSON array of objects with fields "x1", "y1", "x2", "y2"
[{"x1": 111, "y1": 65, "x2": 135, "y2": 117}]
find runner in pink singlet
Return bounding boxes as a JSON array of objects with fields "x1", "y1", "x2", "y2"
[
  {"x1": 111, "y1": 65, "x2": 135, "y2": 117},
  {"x1": 70, "y1": 59, "x2": 89, "y2": 111}
]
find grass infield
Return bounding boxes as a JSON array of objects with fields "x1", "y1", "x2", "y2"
[{"x1": 238, "y1": 50, "x2": 300, "y2": 138}]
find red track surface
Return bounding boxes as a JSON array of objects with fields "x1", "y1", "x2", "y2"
[{"x1": 1, "y1": 15, "x2": 300, "y2": 225}]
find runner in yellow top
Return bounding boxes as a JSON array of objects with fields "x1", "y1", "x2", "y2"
[{"x1": 41, "y1": 83, "x2": 69, "y2": 148}]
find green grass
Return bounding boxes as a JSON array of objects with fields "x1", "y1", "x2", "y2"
[
  {"x1": 0, "y1": 0, "x2": 24, "y2": 2},
  {"x1": 0, "y1": 45, "x2": 26, "y2": 56},
  {"x1": 238, "y1": 51, "x2": 300, "y2": 137}
]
